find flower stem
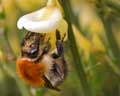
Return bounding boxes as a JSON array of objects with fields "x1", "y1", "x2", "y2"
[
  {"x1": 100, "y1": 15, "x2": 120, "y2": 63},
  {"x1": 105, "y1": 0, "x2": 120, "y2": 14},
  {"x1": 59, "y1": 0, "x2": 93, "y2": 96}
]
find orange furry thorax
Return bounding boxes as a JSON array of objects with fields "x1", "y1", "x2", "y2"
[{"x1": 16, "y1": 58, "x2": 46, "y2": 87}]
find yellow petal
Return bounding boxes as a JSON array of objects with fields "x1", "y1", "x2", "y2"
[
  {"x1": 73, "y1": 26, "x2": 91, "y2": 52},
  {"x1": 92, "y1": 34, "x2": 106, "y2": 52},
  {"x1": 16, "y1": 0, "x2": 47, "y2": 12},
  {"x1": 57, "y1": 19, "x2": 68, "y2": 41}
]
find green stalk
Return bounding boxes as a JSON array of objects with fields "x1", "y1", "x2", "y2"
[
  {"x1": 67, "y1": 4, "x2": 81, "y2": 33},
  {"x1": 2, "y1": 0, "x2": 20, "y2": 56},
  {"x1": 35, "y1": 88, "x2": 43, "y2": 96},
  {"x1": 104, "y1": 0, "x2": 120, "y2": 17},
  {"x1": 15, "y1": 78, "x2": 32, "y2": 96},
  {"x1": 99, "y1": 14, "x2": 120, "y2": 63},
  {"x1": 105, "y1": 55, "x2": 120, "y2": 78},
  {"x1": 59, "y1": 0, "x2": 92, "y2": 96},
  {"x1": 60, "y1": 0, "x2": 82, "y2": 34},
  {"x1": 105, "y1": 0, "x2": 120, "y2": 13}
]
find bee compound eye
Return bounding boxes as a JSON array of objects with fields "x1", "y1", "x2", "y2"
[
  {"x1": 28, "y1": 48, "x2": 39, "y2": 58},
  {"x1": 30, "y1": 48, "x2": 37, "y2": 54}
]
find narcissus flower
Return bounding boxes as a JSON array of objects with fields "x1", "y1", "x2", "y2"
[{"x1": 17, "y1": 0, "x2": 68, "y2": 48}]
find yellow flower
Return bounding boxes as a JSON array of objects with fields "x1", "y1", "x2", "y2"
[
  {"x1": 73, "y1": 26, "x2": 91, "y2": 53},
  {"x1": 73, "y1": 25, "x2": 91, "y2": 62},
  {"x1": 92, "y1": 34, "x2": 106, "y2": 52},
  {"x1": 16, "y1": 0, "x2": 47, "y2": 12},
  {"x1": 17, "y1": 0, "x2": 68, "y2": 48}
]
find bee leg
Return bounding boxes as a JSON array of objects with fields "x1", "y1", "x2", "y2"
[
  {"x1": 43, "y1": 75, "x2": 60, "y2": 91},
  {"x1": 52, "y1": 30, "x2": 65, "y2": 59},
  {"x1": 56, "y1": 30, "x2": 64, "y2": 56},
  {"x1": 52, "y1": 63, "x2": 63, "y2": 78},
  {"x1": 53, "y1": 30, "x2": 68, "y2": 78}
]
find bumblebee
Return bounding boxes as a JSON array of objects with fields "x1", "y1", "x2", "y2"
[{"x1": 16, "y1": 30, "x2": 67, "y2": 91}]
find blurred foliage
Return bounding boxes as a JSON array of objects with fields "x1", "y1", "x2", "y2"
[{"x1": 0, "y1": 0, "x2": 120, "y2": 96}]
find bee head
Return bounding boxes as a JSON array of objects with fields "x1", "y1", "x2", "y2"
[{"x1": 21, "y1": 32, "x2": 40, "y2": 58}]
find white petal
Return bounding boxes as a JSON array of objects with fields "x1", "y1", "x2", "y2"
[{"x1": 17, "y1": 7, "x2": 62, "y2": 33}]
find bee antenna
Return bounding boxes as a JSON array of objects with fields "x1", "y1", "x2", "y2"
[{"x1": 56, "y1": 30, "x2": 61, "y2": 40}]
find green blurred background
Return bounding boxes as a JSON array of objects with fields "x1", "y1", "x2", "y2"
[{"x1": 0, "y1": 0, "x2": 120, "y2": 96}]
